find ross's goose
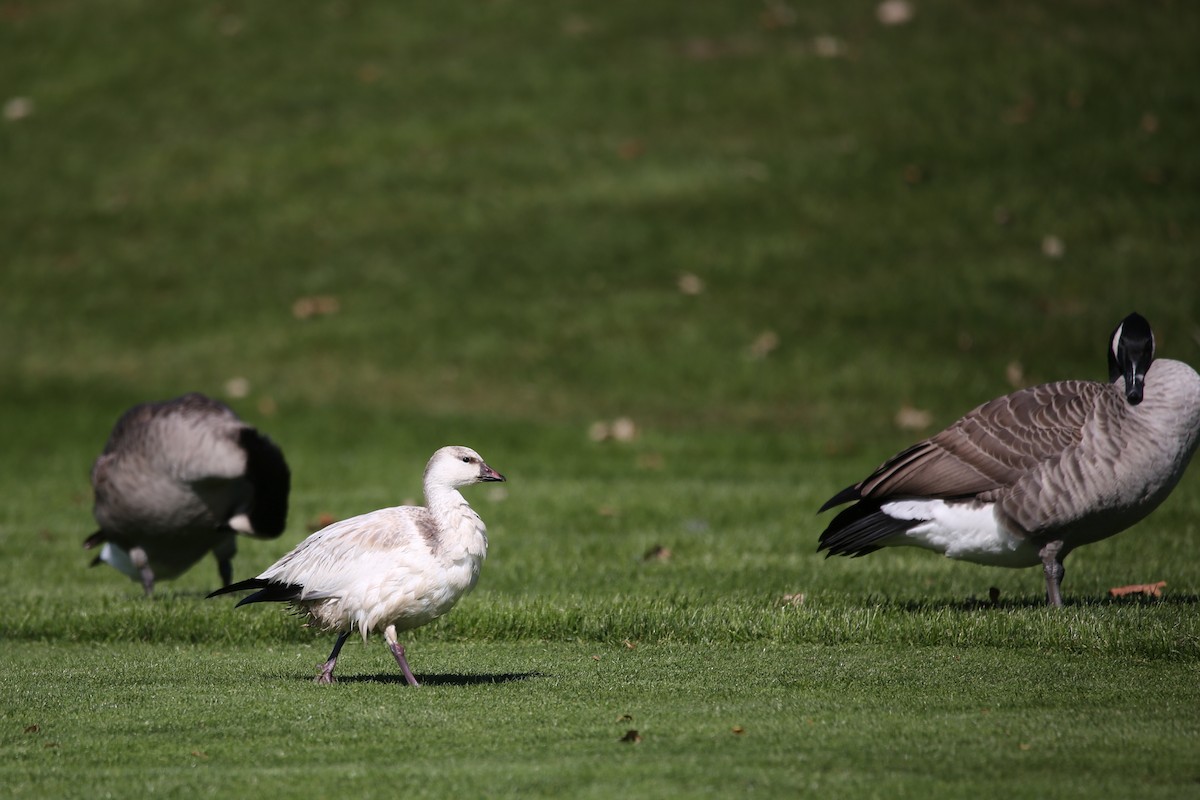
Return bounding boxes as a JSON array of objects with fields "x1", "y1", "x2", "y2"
[{"x1": 209, "y1": 445, "x2": 505, "y2": 685}]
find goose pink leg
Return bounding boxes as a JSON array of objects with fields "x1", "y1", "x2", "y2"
[{"x1": 385, "y1": 625, "x2": 420, "y2": 686}]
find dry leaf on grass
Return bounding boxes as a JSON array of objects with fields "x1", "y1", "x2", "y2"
[
  {"x1": 677, "y1": 272, "x2": 705, "y2": 295},
  {"x1": 307, "y1": 513, "x2": 339, "y2": 532},
  {"x1": 876, "y1": 0, "x2": 914, "y2": 26},
  {"x1": 895, "y1": 405, "x2": 932, "y2": 431},
  {"x1": 225, "y1": 377, "x2": 251, "y2": 399},
  {"x1": 1005, "y1": 361, "x2": 1025, "y2": 388},
  {"x1": 620, "y1": 730, "x2": 643, "y2": 743},
  {"x1": 1108, "y1": 581, "x2": 1165, "y2": 598},
  {"x1": 643, "y1": 544, "x2": 672, "y2": 562},
  {"x1": 588, "y1": 417, "x2": 638, "y2": 442},
  {"x1": 292, "y1": 295, "x2": 340, "y2": 320},
  {"x1": 1041, "y1": 235, "x2": 1065, "y2": 259},
  {"x1": 4, "y1": 96, "x2": 34, "y2": 121},
  {"x1": 748, "y1": 330, "x2": 780, "y2": 359}
]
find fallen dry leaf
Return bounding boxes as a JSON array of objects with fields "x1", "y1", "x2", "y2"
[
  {"x1": 292, "y1": 295, "x2": 340, "y2": 320},
  {"x1": 589, "y1": 417, "x2": 639, "y2": 443},
  {"x1": 24, "y1": 725, "x2": 40, "y2": 734},
  {"x1": 224, "y1": 376, "x2": 251, "y2": 399},
  {"x1": 357, "y1": 63, "x2": 383, "y2": 84},
  {"x1": 637, "y1": 452, "x2": 664, "y2": 470},
  {"x1": 812, "y1": 35, "x2": 843, "y2": 58},
  {"x1": 643, "y1": 544, "x2": 672, "y2": 562},
  {"x1": 620, "y1": 730, "x2": 643, "y2": 743},
  {"x1": 780, "y1": 593, "x2": 806, "y2": 607},
  {"x1": 677, "y1": 272, "x2": 705, "y2": 296},
  {"x1": 1108, "y1": 581, "x2": 1166, "y2": 598},
  {"x1": 611, "y1": 417, "x2": 637, "y2": 442},
  {"x1": 902, "y1": 164, "x2": 926, "y2": 186},
  {"x1": 748, "y1": 330, "x2": 780, "y2": 359},
  {"x1": 1041, "y1": 235, "x2": 1065, "y2": 259},
  {"x1": 894, "y1": 405, "x2": 932, "y2": 431},
  {"x1": 876, "y1": 0, "x2": 914, "y2": 26},
  {"x1": 623, "y1": 639, "x2": 637, "y2": 650},
  {"x1": 587, "y1": 421, "x2": 610, "y2": 442},
  {"x1": 4, "y1": 96, "x2": 34, "y2": 121},
  {"x1": 760, "y1": 1, "x2": 797, "y2": 29},
  {"x1": 307, "y1": 513, "x2": 339, "y2": 532},
  {"x1": 1005, "y1": 360, "x2": 1025, "y2": 388},
  {"x1": 617, "y1": 139, "x2": 645, "y2": 160},
  {"x1": 731, "y1": 725, "x2": 746, "y2": 735}
]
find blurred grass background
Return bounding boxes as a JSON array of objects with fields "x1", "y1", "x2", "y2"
[{"x1": 2, "y1": 1, "x2": 1199, "y2": 797}]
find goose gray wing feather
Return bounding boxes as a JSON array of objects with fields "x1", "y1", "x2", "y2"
[{"x1": 828, "y1": 380, "x2": 1111, "y2": 505}]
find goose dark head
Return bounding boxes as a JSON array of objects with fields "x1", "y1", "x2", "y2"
[{"x1": 1108, "y1": 312, "x2": 1154, "y2": 406}]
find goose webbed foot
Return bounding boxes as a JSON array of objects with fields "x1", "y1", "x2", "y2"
[{"x1": 315, "y1": 632, "x2": 350, "y2": 685}]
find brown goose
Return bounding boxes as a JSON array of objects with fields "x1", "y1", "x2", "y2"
[
  {"x1": 209, "y1": 446, "x2": 505, "y2": 685},
  {"x1": 85, "y1": 393, "x2": 291, "y2": 595},
  {"x1": 818, "y1": 312, "x2": 1200, "y2": 606}
]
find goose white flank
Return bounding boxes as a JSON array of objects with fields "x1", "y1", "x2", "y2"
[
  {"x1": 818, "y1": 312, "x2": 1200, "y2": 606},
  {"x1": 209, "y1": 445, "x2": 505, "y2": 685},
  {"x1": 85, "y1": 393, "x2": 291, "y2": 596}
]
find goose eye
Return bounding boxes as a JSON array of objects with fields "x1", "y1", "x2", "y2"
[{"x1": 461, "y1": 456, "x2": 472, "y2": 463}]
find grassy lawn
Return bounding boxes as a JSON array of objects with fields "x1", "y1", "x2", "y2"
[{"x1": 2, "y1": 1, "x2": 1199, "y2": 797}]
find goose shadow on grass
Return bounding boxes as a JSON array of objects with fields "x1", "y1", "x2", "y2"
[
  {"x1": 292, "y1": 671, "x2": 547, "y2": 686},
  {"x1": 890, "y1": 592, "x2": 1200, "y2": 613}
]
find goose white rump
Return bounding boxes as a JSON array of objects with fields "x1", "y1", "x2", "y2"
[{"x1": 210, "y1": 445, "x2": 505, "y2": 685}]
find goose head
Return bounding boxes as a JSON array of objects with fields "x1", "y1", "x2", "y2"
[
  {"x1": 425, "y1": 446, "x2": 506, "y2": 489},
  {"x1": 1108, "y1": 311, "x2": 1155, "y2": 406}
]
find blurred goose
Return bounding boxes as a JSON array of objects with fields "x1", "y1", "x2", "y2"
[
  {"x1": 209, "y1": 445, "x2": 505, "y2": 685},
  {"x1": 85, "y1": 393, "x2": 291, "y2": 595},
  {"x1": 818, "y1": 312, "x2": 1200, "y2": 606}
]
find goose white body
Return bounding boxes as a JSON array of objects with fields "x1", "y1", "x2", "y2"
[{"x1": 212, "y1": 445, "x2": 504, "y2": 685}]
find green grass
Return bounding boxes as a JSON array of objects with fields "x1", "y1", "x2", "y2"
[{"x1": 3, "y1": 0, "x2": 1200, "y2": 797}]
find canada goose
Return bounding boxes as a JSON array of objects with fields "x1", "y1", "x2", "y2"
[
  {"x1": 209, "y1": 446, "x2": 505, "y2": 685},
  {"x1": 85, "y1": 393, "x2": 290, "y2": 595},
  {"x1": 818, "y1": 313, "x2": 1200, "y2": 606}
]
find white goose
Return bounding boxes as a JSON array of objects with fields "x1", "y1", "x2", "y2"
[
  {"x1": 210, "y1": 445, "x2": 505, "y2": 685},
  {"x1": 818, "y1": 312, "x2": 1200, "y2": 606},
  {"x1": 85, "y1": 393, "x2": 291, "y2": 595}
]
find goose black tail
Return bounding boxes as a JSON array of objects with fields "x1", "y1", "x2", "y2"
[
  {"x1": 817, "y1": 499, "x2": 917, "y2": 558},
  {"x1": 207, "y1": 578, "x2": 304, "y2": 607}
]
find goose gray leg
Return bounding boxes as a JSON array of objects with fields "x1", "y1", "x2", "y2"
[
  {"x1": 1038, "y1": 541, "x2": 1066, "y2": 608},
  {"x1": 216, "y1": 557, "x2": 234, "y2": 588},
  {"x1": 384, "y1": 624, "x2": 420, "y2": 687},
  {"x1": 214, "y1": 536, "x2": 236, "y2": 588},
  {"x1": 129, "y1": 546, "x2": 155, "y2": 597},
  {"x1": 316, "y1": 632, "x2": 351, "y2": 685}
]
